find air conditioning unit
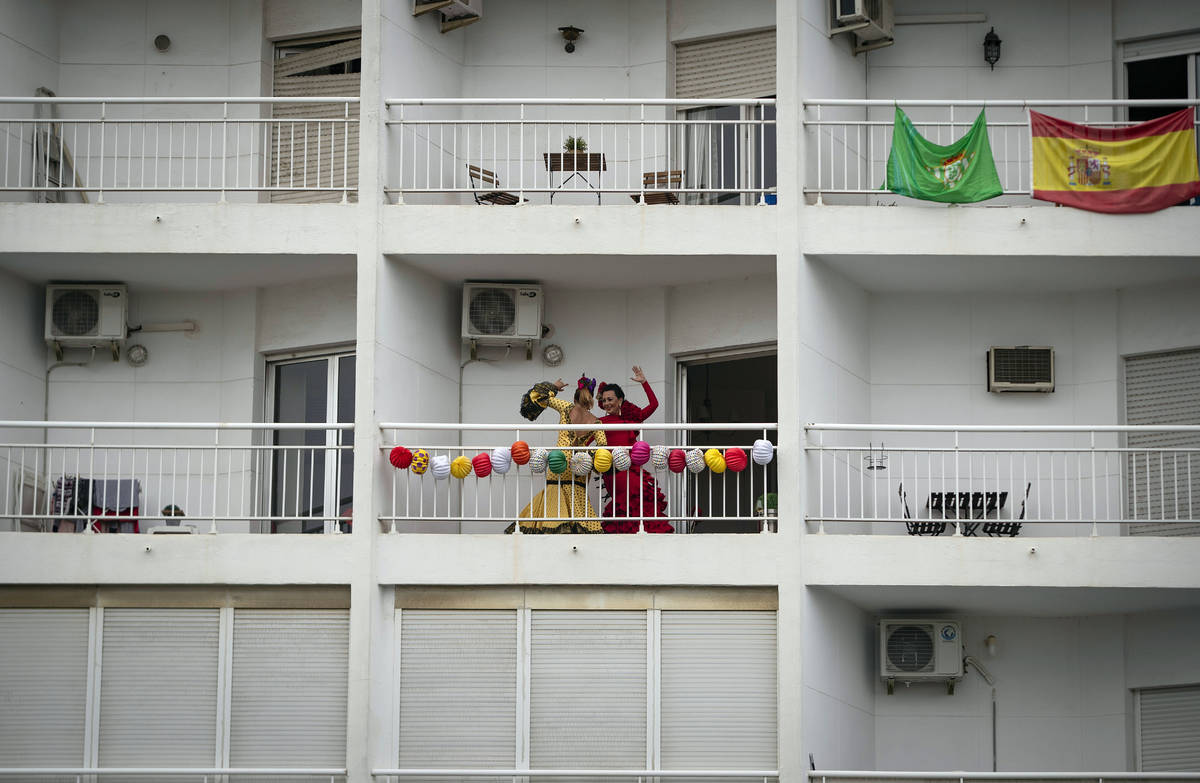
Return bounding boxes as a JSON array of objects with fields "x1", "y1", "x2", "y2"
[
  {"x1": 988, "y1": 346, "x2": 1055, "y2": 393},
  {"x1": 462, "y1": 283, "x2": 543, "y2": 356},
  {"x1": 45, "y1": 284, "x2": 127, "y2": 360},
  {"x1": 831, "y1": 0, "x2": 894, "y2": 53},
  {"x1": 880, "y1": 619, "x2": 963, "y2": 694}
]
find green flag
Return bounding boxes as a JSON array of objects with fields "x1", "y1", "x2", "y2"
[{"x1": 885, "y1": 108, "x2": 1002, "y2": 203}]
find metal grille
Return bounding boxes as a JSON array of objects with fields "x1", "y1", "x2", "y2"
[
  {"x1": 991, "y1": 347, "x2": 1053, "y2": 385},
  {"x1": 51, "y1": 289, "x2": 99, "y2": 336},
  {"x1": 885, "y1": 625, "x2": 934, "y2": 673},
  {"x1": 467, "y1": 288, "x2": 517, "y2": 336}
]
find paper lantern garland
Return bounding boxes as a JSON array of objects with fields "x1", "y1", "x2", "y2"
[
  {"x1": 571, "y1": 451, "x2": 593, "y2": 476},
  {"x1": 472, "y1": 453, "x2": 493, "y2": 478},
  {"x1": 685, "y1": 448, "x2": 706, "y2": 474},
  {"x1": 511, "y1": 441, "x2": 531, "y2": 465},
  {"x1": 650, "y1": 444, "x2": 669, "y2": 472},
  {"x1": 593, "y1": 448, "x2": 613, "y2": 473},
  {"x1": 724, "y1": 447, "x2": 748, "y2": 473},
  {"x1": 704, "y1": 448, "x2": 726, "y2": 474},
  {"x1": 528, "y1": 448, "x2": 549, "y2": 474},
  {"x1": 491, "y1": 447, "x2": 512, "y2": 475},
  {"x1": 668, "y1": 448, "x2": 687, "y2": 473},
  {"x1": 389, "y1": 446, "x2": 413, "y2": 470},
  {"x1": 410, "y1": 449, "x2": 430, "y2": 475},
  {"x1": 611, "y1": 447, "x2": 632, "y2": 472},
  {"x1": 630, "y1": 441, "x2": 651, "y2": 466},
  {"x1": 430, "y1": 454, "x2": 451, "y2": 480},
  {"x1": 547, "y1": 449, "x2": 568, "y2": 474},
  {"x1": 751, "y1": 438, "x2": 775, "y2": 466}
]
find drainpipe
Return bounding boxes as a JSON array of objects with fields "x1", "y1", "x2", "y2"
[{"x1": 964, "y1": 655, "x2": 998, "y2": 771}]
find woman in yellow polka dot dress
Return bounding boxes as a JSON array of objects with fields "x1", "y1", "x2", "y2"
[{"x1": 515, "y1": 376, "x2": 607, "y2": 534}]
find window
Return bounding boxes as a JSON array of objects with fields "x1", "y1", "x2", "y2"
[
  {"x1": 269, "y1": 351, "x2": 355, "y2": 533},
  {"x1": 1136, "y1": 684, "x2": 1200, "y2": 770}
]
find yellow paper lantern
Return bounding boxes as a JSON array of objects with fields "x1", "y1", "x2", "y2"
[
  {"x1": 704, "y1": 447, "x2": 726, "y2": 474},
  {"x1": 593, "y1": 448, "x2": 613, "y2": 473},
  {"x1": 450, "y1": 455, "x2": 473, "y2": 479}
]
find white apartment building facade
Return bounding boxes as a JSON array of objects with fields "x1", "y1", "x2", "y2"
[{"x1": 1, "y1": 1, "x2": 1199, "y2": 782}]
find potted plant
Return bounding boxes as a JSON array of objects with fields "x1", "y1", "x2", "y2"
[{"x1": 562, "y1": 136, "x2": 588, "y2": 152}]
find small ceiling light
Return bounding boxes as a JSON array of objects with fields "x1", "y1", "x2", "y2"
[
  {"x1": 542, "y1": 343, "x2": 565, "y2": 367},
  {"x1": 126, "y1": 343, "x2": 149, "y2": 367},
  {"x1": 558, "y1": 25, "x2": 583, "y2": 54},
  {"x1": 983, "y1": 27, "x2": 1001, "y2": 70},
  {"x1": 154, "y1": 34, "x2": 171, "y2": 52}
]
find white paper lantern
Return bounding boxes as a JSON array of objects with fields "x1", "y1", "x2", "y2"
[
  {"x1": 571, "y1": 451, "x2": 593, "y2": 476},
  {"x1": 490, "y1": 447, "x2": 513, "y2": 475},
  {"x1": 751, "y1": 438, "x2": 775, "y2": 466},
  {"x1": 685, "y1": 448, "x2": 706, "y2": 474},
  {"x1": 430, "y1": 454, "x2": 451, "y2": 480},
  {"x1": 611, "y1": 447, "x2": 631, "y2": 472},
  {"x1": 650, "y1": 444, "x2": 669, "y2": 472},
  {"x1": 528, "y1": 447, "x2": 549, "y2": 474}
]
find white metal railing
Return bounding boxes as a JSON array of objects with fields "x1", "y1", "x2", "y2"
[
  {"x1": 806, "y1": 424, "x2": 1200, "y2": 535},
  {"x1": 385, "y1": 98, "x2": 777, "y2": 205},
  {"x1": 374, "y1": 770, "x2": 779, "y2": 780},
  {"x1": 803, "y1": 98, "x2": 1200, "y2": 202},
  {"x1": 812, "y1": 773, "x2": 1200, "y2": 783},
  {"x1": 380, "y1": 422, "x2": 777, "y2": 533},
  {"x1": 0, "y1": 96, "x2": 358, "y2": 201},
  {"x1": 0, "y1": 421, "x2": 353, "y2": 534},
  {"x1": 0, "y1": 769, "x2": 346, "y2": 779}
]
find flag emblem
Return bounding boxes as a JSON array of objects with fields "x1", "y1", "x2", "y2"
[
  {"x1": 927, "y1": 151, "x2": 976, "y2": 190},
  {"x1": 1066, "y1": 148, "x2": 1110, "y2": 188}
]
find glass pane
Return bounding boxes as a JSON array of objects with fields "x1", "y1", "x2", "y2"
[
  {"x1": 272, "y1": 359, "x2": 328, "y2": 532},
  {"x1": 337, "y1": 355, "x2": 356, "y2": 531},
  {"x1": 684, "y1": 105, "x2": 741, "y2": 205}
]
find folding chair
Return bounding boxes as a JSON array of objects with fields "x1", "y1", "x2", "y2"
[
  {"x1": 630, "y1": 170, "x2": 682, "y2": 204},
  {"x1": 466, "y1": 165, "x2": 526, "y2": 205},
  {"x1": 981, "y1": 482, "x2": 1031, "y2": 537}
]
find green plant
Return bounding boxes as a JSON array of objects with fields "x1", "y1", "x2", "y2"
[{"x1": 562, "y1": 136, "x2": 588, "y2": 152}]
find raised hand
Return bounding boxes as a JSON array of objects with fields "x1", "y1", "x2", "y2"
[
  {"x1": 554, "y1": 378, "x2": 567, "y2": 390},
  {"x1": 630, "y1": 365, "x2": 646, "y2": 384}
]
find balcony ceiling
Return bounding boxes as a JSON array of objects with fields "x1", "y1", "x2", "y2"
[
  {"x1": 0, "y1": 252, "x2": 354, "y2": 291},
  {"x1": 394, "y1": 253, "x2": 776, "y2": 288},
  {"x1": 820, "y1": 585, "x2": 1200, "y2": 617},
  {"x1": 816, "y1": 253, "x2": 1200, "y2": 294}
]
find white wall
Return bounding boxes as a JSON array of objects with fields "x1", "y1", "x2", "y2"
[
  {"x1": 0, "y1": 0, "x2": 62, "y2": 203},
  {"x1": 804, "y1": 588, "x2": 876, "y2": 769},
  {"x1": 668, "y1": 272, "x2": 777, "y2": 357},
  {"x1": 874, "y1": 614, "x2": 1129, "y2": 772},
  {"x1": 669, "y1": 0, "x2": 775, "y2": 44},
  {"x1": 257, "y1": 274, "x2": 357, "y2": 355},
  {"x1": 1112, "y1": 2, "x2": 1200, "y2": 44},
  {"x1": 264, "y1": 0, "x2": 361, "y2": 41},
  {"x1": 0, "y1": 267, "x2": 46, "y2": 421}
]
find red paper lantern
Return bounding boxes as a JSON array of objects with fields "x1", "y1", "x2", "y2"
[
  {"x1": 389, "y1": 446, "x2": 413, "y2": 470},
  {"x1": 724, "y1": 447, "x2": 748, "y2": 473},
  {"x1": 511, "y1": 441, "x2": 531, "y2": 465},
  {"x1": 668, "y1": 449, "x2": 687, "y2": 473},
  {"x1": 630, "y1": 440, "x2": 651, "y2": 466},
  {"x1": 472, "y1": 452, "x2": 493, "y2": 478}
]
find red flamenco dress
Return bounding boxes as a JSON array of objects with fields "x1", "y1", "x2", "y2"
[{"x1": 599, "y1": 380, "x2": 672, "y2": 533}]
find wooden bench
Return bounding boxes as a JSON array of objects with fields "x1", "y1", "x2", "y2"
[{"x1": 630, "y1": 170, "x2": 682, "y2": 204}]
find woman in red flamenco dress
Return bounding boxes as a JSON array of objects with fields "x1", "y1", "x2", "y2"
[{"x1": 596, "y1": 365, "x2": 672, "y2": 534}]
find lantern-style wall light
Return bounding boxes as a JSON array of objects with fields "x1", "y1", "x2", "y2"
[
  {"x1": 983, "y1": 27, "x2": 1001, "y2": 70},
  {"x1": 559, "y1": 25, "x2": 583, "y2": 54}
]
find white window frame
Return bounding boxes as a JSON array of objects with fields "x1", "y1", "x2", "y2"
[{"x1": 266, "y1": 347, "x2": 355, "y2": 533}]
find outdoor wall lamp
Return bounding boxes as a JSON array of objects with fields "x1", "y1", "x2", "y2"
[
  {"x1": 559, "y1": 26, "x2": 584, "y2": 54},
  {"x1": 983, "y1": 27, "x2": 1001, "y2": 70}
]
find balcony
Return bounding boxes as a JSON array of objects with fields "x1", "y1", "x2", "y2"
[
  {"x1": 806, "y1": 424, "x2": 1200, "y2": 537},
  {"x1": 0, "y1": 97, "x2": 358, "y2": 203},
  {"x1": 803, "y1": 98, "x2": 1200, "y2": 206},
  {"x1": 385, "y1": 99, "x2": 776, "y2": 206},
  {"x1": 0, "y1": 421, "x2": 352, "y2": 535},
  {"x1": 380, "y1": 421, "x2": 778, "y2": 534}
]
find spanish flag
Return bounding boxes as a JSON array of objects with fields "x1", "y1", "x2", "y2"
[{"x1": 1031, "y1": 108, "x2": 1200, "y2": 213}]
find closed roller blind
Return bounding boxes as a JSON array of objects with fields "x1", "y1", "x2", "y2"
[
  {"x1": 660, "y1": 611, "x2": 777, "y2": 773},
  {"x1": 398, "y1": 610, "x2": 518, "y2": 771},
  {"x1": 1139, "y1": 684, "x2": 1200, "y2": 770},
  {"x1": 229, "y1": 609, "x2": 349, "y2": 781},
  {"x1": 271, "y1": 36, "x2": 360, "y2": 203},
  {"x1": 1124, "y1": 348, "x2": 1200, "y2": 536},
  {"x1": 529, "y1": 611, "x2": 647, "y2": 776},
  {"x1": 675, "y1": 30, "x2": 776, "y2": 100},
  {"x1": 98, "y1": 609, "x2": 220, "y2": 770},
  {"x1": 0, "y1": 609, "x2": 90, "y2": 774}
]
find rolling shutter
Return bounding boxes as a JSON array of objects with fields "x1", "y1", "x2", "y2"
[
  {"x1": 1138, "y1": 684, "x2": 1200, "y2": 770},
  {"x1": 271, "y1": 35, "x2": 360, "y2": 203},
  {"x1": 675, "y1": 30, "x2": 776, "y2": 100},
  {"x1": 98, "y1": 608, "x2": 220, "y2": 771},
  {"x1": 529, "y1": 611, "x2": 647, "y2": 778},
  {"x1": 1124, "y1": 348, "x2": 1200, "y2": 535},
  {"x1": 0, "y1": 609, "x2": 90, "y2": 777},
  {"x1": 398, "y1": 610, "x2": 518, "y2": 773},
  {"x1": 660, "y1": 611, "x2": 777, "y2": 775},
  {"x1": 229, "y1": 609, "x2": 349, "y2": 782}
]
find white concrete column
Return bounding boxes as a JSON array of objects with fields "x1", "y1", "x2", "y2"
[{"x1": 346, "y1": 0, "x2": 387, "y2": 782}]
